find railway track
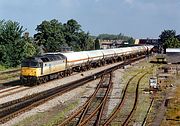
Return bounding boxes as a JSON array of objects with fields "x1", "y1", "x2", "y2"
[
  {"x1": 59, "y1": 72, "x2": 113, "y2": 126},
  {"x1": 122, "y1": 72, "x2": 148, "y2": 126},
  {"x1": 0, "y1": 56, "x2": 145, "y2": 124},
  {"x1": 0, "y1": 86, "x2": 30, "y2": 99},
  {"x1": 0, "y1": 69, "x2": 20, "y2": 75},
  {"x1": 58, "y1": 64, "x2": 150, "y2": 126},
  {"x1": 103, "y1": 72, "x2": 149, "y2": 125}
]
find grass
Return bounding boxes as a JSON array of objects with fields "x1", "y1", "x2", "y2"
[
  {"x1": 0, "y1": 64, "x2": 20, "y2": 72},
  {"x1": 0, "y1": 64, "x2": 7, "y2": 71},
  {"x1": 0, "y1": 72, "x2": 20, "y2": 80},
  {"x1": 13, "y1": 113, "x2": 44, "y2": 126},
  {"x1": 42, "y1": 100, "x2": 79, "y2": 126},
  {"x1": 13, "y1": 100, "x2": 79, "y2": 126},
  {"x1": 161, "y1": 76, "x2": 180, "y2": 126}
]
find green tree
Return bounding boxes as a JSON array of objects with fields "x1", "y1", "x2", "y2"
[
  {"x1": 0, "y1": 20, "x2": 25, "y2": 67},
  {"x1": 159, "y1": 30, "x2": 176, "y2": 44},
  {"x1": 34, "y1": 19, "x2": 94, "y2": 52},
  {"x1": 159, "y1": 30, "x2": 180, "y2": 48},
  {"x1": 176, "y1": 35, "x2": 180, "y2": 41},
  {"x1": 127, "y1": 37, "x2": 135, "y2": 45},
  {"x1": 74, "y1": 31, "x2": 94, "y2": 51},
  {"x1": 22, "y1": 32, "x2": 37, "y2": 57},
  {"x1": 94, "y1": 38, "x2": 100, "y2": 49},
  {"x1": 97, "y1": 33, "x2": 133, "y2": 41},
  {"x1": 0, "y1": 20, "x2": 36, "y2": 67},
  {"x1": 63, "y1": 19, "x2": 94, "y2": 51},
  {"x1": 165, "y1": 37, "x2": 180, "y2": 48},
  {"x1": 64, "y1": 19, "x2": 81, "y2": 33},
  {"x1": 34, "y1": 19, "x2": 65, "y2": 52},
  {"x1": 63, "y1": 19, "x2": 81, "y2": 48}
]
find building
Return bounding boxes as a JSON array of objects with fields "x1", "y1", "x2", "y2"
[
  {"x1": 135, "y1": 38, "x2": 160, "y2": 46},
  {"x1": 100, "y1": 40, "x2": 124, "y2": 49},
  {"x1": 166, "y1": 48, "x2": 180, "y2": 64}
]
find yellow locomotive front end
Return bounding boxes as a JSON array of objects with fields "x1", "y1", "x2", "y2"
[
  {"x1": 21, "y1": 67, "x2": 41, "y2": 77},
  {"x1": 20, "y1": 58, "x2": 42, "y2": 84},
  {"x1": 20, "y1": 53, "x2": 67, "y2": 85}
]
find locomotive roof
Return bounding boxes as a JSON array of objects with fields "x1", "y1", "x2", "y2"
[{"x1": 23, "y1": 53, "x2": 66, "y2": 63}]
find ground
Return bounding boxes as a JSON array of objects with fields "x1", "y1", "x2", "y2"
[
  {"x1": 146, "y1": 64, "x2": 180, "y2": 126},
  {"x1": 160, "y1": 75, "x2": 180, "y2": 126},
  {"x1": 1, "y1": 58, "x2": 180, "y2": 126}
]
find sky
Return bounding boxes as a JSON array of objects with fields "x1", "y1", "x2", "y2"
[{"x1": 0, "y1": 0, "x2": 180, "y2": 38}]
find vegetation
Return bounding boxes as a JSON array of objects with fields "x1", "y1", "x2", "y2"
[
  {"x1": 0, "y1": 20, "x2": 36, "y2": 67},
  {"x1": 159, "y1": 30, "x2": 180, "y2": 48},
  {"x1": 0, "y1": 19, "x2": 94, "y2": 67},
  {"x1": 94, "y1": 38, "x2": 100, "y2": 49},
  {"x1": 97, "y1": 33, "x2": 132, "y2": 40},
  {"x1": 0, "y1": 64, "x2": 6, "y2": 71},
  {"x1": 97, "y1": 33, "x2": 135, "y2": 44},
  {"x1": 34, "y1": 19, "x2": 94, "y2": 52}
]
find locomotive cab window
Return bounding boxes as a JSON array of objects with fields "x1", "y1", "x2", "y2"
[{"x1": 21, "y1": 61, "x2": 40, "y2": 68}]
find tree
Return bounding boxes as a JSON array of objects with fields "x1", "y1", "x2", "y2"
[
  {"x1": 0, "y1": 20, "x2": 37, "y2": 67},
  {"x1": 34, "y1": 19, "x2": 65, "y2": 52},
  {"x1": 159, "y1": 30, "x2": 176, "y2": 44},
  {"x1": 165, "y1": 37, "x2": 180, "y2": 48},
  {"x1": 176, "y1": 35, "x2": 180, "y2": 41},
  {"x1": 94, "y1": 38, "x2": 100, "y2": 49},
  {"x1": 22, "y1": 32, "x2": 37, "y2": 57},
  {"x1": 97, "y1": 33, "x2": 133, "y2": 41},
  {"x1": 127, "y1": 37, "x2": 134, "y2": 45},
  {"x1": 64, "y1": 19, "x2": 81, "y2": 33},
  {"x1": 74, "y1": 31, "x2": 94, "y2": 51},
  {"x1": 159, "y1": 30, "x2": 180, "y2": 48},
  {"x1": 0, "y1": 20, "x2": 25, "y2": 67},
  {"x1": 34, "y1": 19, "x2": 94, "y2": 52},
  {"x1": 63, "y1": 19, "x2": 82, "y2": 48}
]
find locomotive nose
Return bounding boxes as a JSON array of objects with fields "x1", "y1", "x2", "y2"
[{"x1": 21, "y1": 67, "x2": 37, "y2": 76}]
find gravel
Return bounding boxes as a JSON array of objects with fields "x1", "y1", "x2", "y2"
[{"x1": 106, "y1": 69, "x2": 125, "y2": 117}]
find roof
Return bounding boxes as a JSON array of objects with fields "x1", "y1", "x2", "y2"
[
  {"x1": 166, "y1": 48, "x2": 180, "y2": 53},
  {"x1": 24, "y1": 53, "x2": 66, "y2": 63}
]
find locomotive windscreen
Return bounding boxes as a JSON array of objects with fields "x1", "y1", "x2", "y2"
[{"x1": 21, "y1": 61, "x2": 40, "y2": 68}]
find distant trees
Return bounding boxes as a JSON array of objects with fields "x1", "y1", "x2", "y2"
[
  {"x1": 159, "y1": 30, "x2": 180, "y2": 48},
  {"x1": 0, "y1": 20, "x2": 36, "y2": 67},
  {"x1": 97, "y1": 33, "x2": 135, "y2": 45},
  {"x1": 94, "y1": 38, "x2": 100, "y2": 49},
  {"x1": 97, "y1": 33, "x2": 133, "y2": 41}
]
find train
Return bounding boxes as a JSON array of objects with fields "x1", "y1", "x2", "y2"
[{"x1": 20, "y1": 45, "x2": 154, "y2": 84}]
